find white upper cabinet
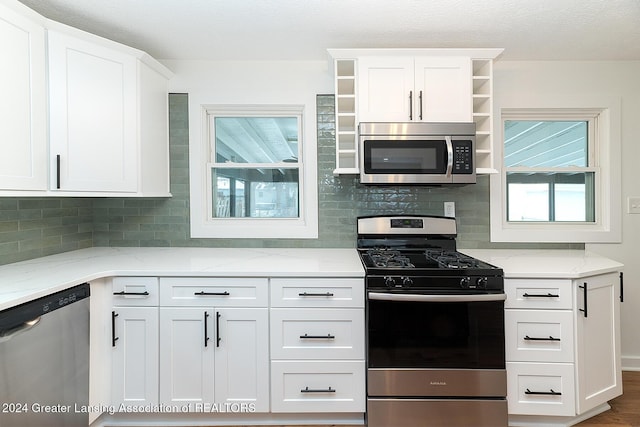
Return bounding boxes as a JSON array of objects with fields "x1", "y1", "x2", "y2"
[
  {"x1": 358, "y1": 56, "x2": 472, "y2": 123},
  {"x1": 328, "y1": 48, "x2": 503, "y2": 175},
  {"x1": 0, "y1": 0, "x2": 172, "y2": 197},
  {"x1": 48, "y1": 30, "x2": 138, "y2": 193},
  {"x1": 0, "y1": 1, "x2": 47, "y2": 191}
]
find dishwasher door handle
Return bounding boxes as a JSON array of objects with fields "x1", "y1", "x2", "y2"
[{"x1": 0, "y1": 317, "x2": 41, "y2": 342}]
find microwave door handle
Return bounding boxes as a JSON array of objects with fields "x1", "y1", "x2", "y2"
[
  {"x1": 368, "y1": 292, "x2": 507, "y2": 303},
  {"x1": 445, "y1": 136, "x2": 453, "y2": 177}
]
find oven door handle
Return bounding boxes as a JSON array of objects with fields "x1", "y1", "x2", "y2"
[{"x1": 368, "y1": 292, "x2": 507, "y2": 303}]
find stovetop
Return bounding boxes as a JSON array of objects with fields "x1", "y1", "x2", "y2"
[
  {"x1": 359, "y1": 247, "x2": 503, "y2": 277},
  {"x1": 357, "y1": 215, "x2": 504, "y2": 292}
]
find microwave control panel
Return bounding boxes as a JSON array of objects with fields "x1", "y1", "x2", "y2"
[{"x1": 452, "y1": 141, "x2": 473, "y2": 174}]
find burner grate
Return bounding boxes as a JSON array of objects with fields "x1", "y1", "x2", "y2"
[
  {"x1": 367, "y1": 249, "x2": 415, "y2": 269},
  {"x1": 425, "y1": 250, "x2": 481, "y2": 269}
]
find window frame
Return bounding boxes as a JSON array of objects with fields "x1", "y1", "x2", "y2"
[
  {"x1": 190, "y1": 104, "x2": 318, "y2": 239},
  {"x1": 490, "y1": 98, "x2": 622, "y2": 243}
]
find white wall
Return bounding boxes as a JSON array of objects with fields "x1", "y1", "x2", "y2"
[{"x1": 494, "y1": 60, "x2": 640, "y2": 370}]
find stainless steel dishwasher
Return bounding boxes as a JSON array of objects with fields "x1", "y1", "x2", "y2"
[{"x1": 0, "y1": 283, "x2": 90, "y2": 427}]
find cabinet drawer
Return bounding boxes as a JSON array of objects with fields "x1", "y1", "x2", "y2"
[
  {"x1": 270, "y1": 309, "x2": 364, "y2": 360},
  {"x1": 159, "y1": 277, "x2": 268, "y2": 307},
  {"x1": 271, "y1": 360, "x2": 365, "y2": 413},
  {"x1": 112, "y1": 277, "x2": 159, "y2": 306},
  {"x1": 506, "y1": 362, "x2": 575, "y2": 416},
  {"x1": 270, "y1": 278, "x2": 364, "y2": 308},
  {"x1": 505, "y1": 279, "x2": 572, "y2": 309},
  {"x1": 505, "y1": 310, "x2": 574, "y2": 363}
]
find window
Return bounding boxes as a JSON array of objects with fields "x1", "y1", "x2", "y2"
[
  {"x1": 504, "y1": 119, "x2": 595, "y2": 223},
  {"x1": 490, "y1": 103, "x2": 621, "y2": 243},
  {"x1": 190, "y1": 104, "x2": 318, "y2": 238}
]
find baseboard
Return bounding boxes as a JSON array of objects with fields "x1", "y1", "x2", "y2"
[{"x1": 622, "y1": 355, "x2": 640, "y2": 371}]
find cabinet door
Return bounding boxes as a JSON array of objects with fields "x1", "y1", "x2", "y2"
[
  {"x1": 214, "y1": 308, "x2": 269, "y2": 412},
  {"x1": 357, "y1": 56, "x2": 414, "y2": 122},
  {"x1": 48, "y1": 30, "x2": 137, "y2": 193},
  {"x1": 574, "y1": 272, "x2": 622, "y2": 414},
  {"x1": 159, "y1": 308, "x2": 214, "y2": 406},
  {"x1": 414, "y1": 56, "x2": 472, "y2": 122},
  {"x1": 111, "y1": 307, "x2": 159, "y2": 406},
  {"x1": 0, "y1": 3, "x2": 47, "y2": 191}
]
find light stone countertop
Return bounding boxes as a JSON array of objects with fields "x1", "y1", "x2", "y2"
[
  {"x1": 0, "y1": 247, "x2": 365, "y2": 311},
  {"x1": 462, "y1": 249, "x2": 623, "y2": 279},
  {"x1": 0, "y1": 247, "x2": 624, "y2": 311}
]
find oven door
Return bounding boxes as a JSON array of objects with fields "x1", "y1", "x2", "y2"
[{"x1": 367, "y1": 292, "x2": 506, "y2": 398}]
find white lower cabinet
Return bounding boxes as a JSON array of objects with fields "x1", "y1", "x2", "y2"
[
  {"x1": 507, "y1": 362, "x2": 575, "y2": 416},
  {"x1": 158, "y1": 277, "x2": 270, "y2": 412},
  {"x1": 159, "y1": 307, "x2": 270, "y2": 412},
  {"x1": 111, "y1": 306, "x2": 159, "y2": 406},
  {"x1": 505, "y1": 272, "x2": 622, "y2": 422},
  {"x1": 271, "y1": 360, "x2": 365, "y2": 413},
  {"x1": 107, "y1": 275, "x2": 364, "y2": 421},
  {"x1": 111, "y1": 277, "x2": 159, "y2": 407},
  {"x1": 574, "y1": 273, "x2": 622, "y2": 414},
  {"x1": 270, "y1": 278, "x2": 365, "y2": 414}
]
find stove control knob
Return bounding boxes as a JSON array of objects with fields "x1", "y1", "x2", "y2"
[
  {"x1": 384, "y1": 276, "x2": 396, "y2": 288},
  {"x1": 402, "y1": 277, "x2": 413, "y2": 287},
  {"x1": 460, "y1": 277, "x2": 471, "y2": 288},
  {"x1": 476, "y1": 277, "x2": 488, "y2": 288}
]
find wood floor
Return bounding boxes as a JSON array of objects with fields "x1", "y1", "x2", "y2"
[
  {"x1": 209, "y1": 371, "x2": 640, "y2": 427},
  {"x1": 575, "y1": 370, "x2": 640, "y2": 426}
]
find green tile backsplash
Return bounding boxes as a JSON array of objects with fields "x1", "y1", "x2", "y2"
[{"x1": 0, "y1": 93, "x2": 580, "y2": 266}]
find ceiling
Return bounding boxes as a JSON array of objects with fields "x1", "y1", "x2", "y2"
[{"x1": 17, "y1": 0, "x2": 640, "y2": 61}]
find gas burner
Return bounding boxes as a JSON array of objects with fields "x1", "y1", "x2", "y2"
[
  {"x1": 367, "y1": 249, "x2": 415, "y2": 269},
  {"x1": 425, "y1": 250, "x2": 479, "y2": 269}
]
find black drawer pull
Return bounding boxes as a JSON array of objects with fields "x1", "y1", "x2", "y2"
[
  {"x1": 204, "y1": 311, "x2": 210, "y2": 347},
  {"x1": 113, "y1": 291, "x2": 150, "y2": 296},
  {"x1": 216, "y1": 312, "x2": 221, "y2": 347},
  {"x1": 524, "y1": 335, "x2": 561, "y2": 342},
  {"x1": 300, "y1": 333, "x2": 336, "y2": 339},
  {"x1": 298, "y1": 292, "x2": 334, "y2": 297},
  {"x1": 111, "y1": 311, "x2": 119, "y2": 347},
  {"x1": 194, "y1": 291, "x2": 230, "y2": 296},
  {"x1": 579, "y1": 282, "x2": 588, "y2": 318},
  {"x1": 525, "y1": 388, "x2": 562, "y2": 396},
  {"x1": 301, "y1": 386, "x2": 335, "y2": 393},
  {"x1": 522, "y1": 292, "x2": 560, "y2": 298}
]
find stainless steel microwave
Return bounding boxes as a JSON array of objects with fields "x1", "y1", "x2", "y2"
[{"x1": 359, "y1": 122, "x2": 476, "y2": 185}]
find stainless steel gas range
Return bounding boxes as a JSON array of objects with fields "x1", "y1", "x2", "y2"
[{"x1": 357, "y1": 215, "x2": 507, "y2": 427}]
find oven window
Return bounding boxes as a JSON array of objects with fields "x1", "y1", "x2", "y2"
[{"x1": 368, "y1": 299, "x2": 505, "y2": 369}]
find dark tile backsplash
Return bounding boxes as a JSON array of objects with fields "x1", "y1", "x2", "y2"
[{"x1": 0, "y1": 93, "x2": 580, "y2": 265}]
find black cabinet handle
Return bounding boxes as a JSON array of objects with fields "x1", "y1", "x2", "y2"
[
  {"x1": 620, "y1": 272, "x2": 624, "y2": 303},
  {"x1": 409, "y1": 90, "x2": 413, "y2": 120},
  {"x1": 523, "y1": 292, "x2": 560, "y2": 298},
  {"x1": 525, "y1": 388, "x2": 562, "y2": 396},
  {"x1": 111, "y1": 311, "x2": 119, "y2": 347},
  {"x1": 204, "y1": 311, "x2": 210, "y2": 347},
  {"x1": 298, "y1": 292, "x2": 334, "y2": 297},
  {"x1": 299, "y1": 333, "x2": 336, "y2": 339},
  {"x1": 524, "y1": 335, "x2": 561, "y2": 342},
  {"x1": 194, "y1": 291, "x2": 230, "y2": 296},
  {"x1": 419, "y1": 90, "x2": 423, "y2": 120},
  {"x1": 113, "y1": 291, "x2": 150, "y2": 296},
  {"x1": 301, "y1": 386, "x2": 335, "y2": 393},
  {"x1": 216, "y1": 312, "x2": 221, "y2": 347},
  {"x1": 56, "y1": 155, "x2": 61, "y2": 189},
  {"x1": 579, "y1": 282, "x2": 588, "y2": 318}
]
